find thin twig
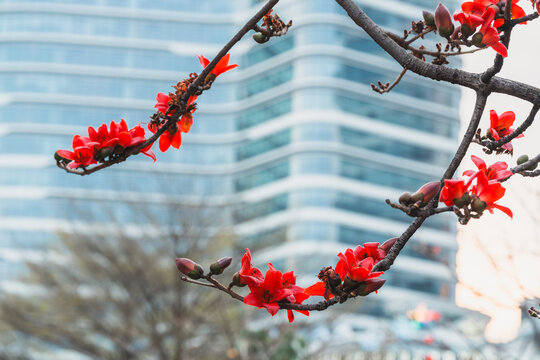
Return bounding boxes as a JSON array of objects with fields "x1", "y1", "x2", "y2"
[
  {"x1": 405, "y1": 27, "x2": 435, "y2": 45},
  {"x1": 372, "y1": 68, "x2": 407, "y2": 94}
]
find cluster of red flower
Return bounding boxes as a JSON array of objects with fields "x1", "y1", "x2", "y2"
[
  {"x1": 56, "y1": 119, "x2": 155, "y2": 169},
  {"x1": 305, "y1": 240, "x2": 395, "y2": 301},
  {"x1": 238, "y1": 249, "x2": 309, "y2": 323},
  {"x1": 149, "y1": 54, "x2": 237, "y2": 152},
  {"x1": 57, "y1": 54, "x2": 237, "y2": 168},
  {"x1": 440, "y1": 155, "x2": 513, "y2": 217},
  {"x1": 434, "y1": 0, "x2": 530, "y2": 57}
]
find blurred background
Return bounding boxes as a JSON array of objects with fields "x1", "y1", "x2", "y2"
[{"x1": 0, "y1": 0, "x2": 538, "y2": 359}]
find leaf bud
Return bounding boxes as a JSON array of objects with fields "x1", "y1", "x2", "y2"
[
  {"x1": 209, "y1": 257, "x2": 232, "y2": 275},
  {"x1": 357, "y1": 278, "x2": 386, "y2": 296},
  {"x1": 471, "y1": 198, "x2": 487, "y2": 213},
  {"x1": 175, "y1": 258, "x2": 204, "y2": 280},
  {"x1": 423, "y1": 10, "x2": 436, "y2": 27},
  {"x1": 435, "y1": 3, "x2": 454, "y2": 38},
  {"x1": 252, "y1": 32, "x2": 269, "y2": 44},
  {"x1": 398, "y1": 192, "x2": 413, "y2": 205}
]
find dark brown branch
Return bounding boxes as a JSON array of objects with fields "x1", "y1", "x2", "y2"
[
  {"x1": 385, "y1": 199, "x2": 454, "y2": 217},
  {"x1": 374, "y1": 93, "x2": 487, "y2": 272},
  {"x1": 511, "y1": 12, "x2": 540, "y2": 26},
  {"x1": 510, "y1": 153, "x2": 540, "y2": 176},
  {"x1": 480, "y1": 0, "x2": 513, "y2": 83},
  {"x1": 58, "y1": 0, "x2": 281, "y2": 176},
  {"x1": 334, "y1": 0, "x2": 540, "y2": 105}
]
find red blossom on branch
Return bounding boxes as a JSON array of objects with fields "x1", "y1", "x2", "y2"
[
  {"x1": 488, "y1": 109, "x2": 524, "y2": 151},
  {"x1": 198, "y1": 53, "x2": 238, "y2": 78},
  {"x1": 56, "y1": 119, "x2": 155, "y2": 168},
  {"x1": 463, "y1": 155, "x2": 513, "y2": 181},
  {"x1": 471, "y1": 171, "x2": 513, "y2": 217},
  {"x1": 439, "y1": 179, "x2": 469, "y2": 206},
  {"x1": 148, "y1": 95, "x2": 198, "y2": 152},
  {"x1": 243, "y1": 260, "x2": 309, "y2": 322}
]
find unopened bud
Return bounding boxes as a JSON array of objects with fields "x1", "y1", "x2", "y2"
[
  {"x1": 453, "y1": 192, "x2": 471, "y2": 207},
  {"x1": 357, "y1": 278, "x2": 386, "y2": 296},
  {"x1": 175, "y1": 258, "x2": 204, "y2": 280},
  {"x1": 471, "y1": 198, "x2": 487, "y2": 213},
  {"x1": 472, "y1": 32, "x2": 484, "y2": 47},
  {"x1": 252, "y1": 32, "x2": 269, "y2": 44},
  {"x1": 423, "y1": 10, "x2": 436, "y2": 27},
  {"x1": 380, "y1": 237, "x2": 398, "y2": 253},
  {"x1": 451, "y1": 25, "x2": 461, "y2": 40},
  {"x1": 517, "y1": 154, "x2": 529, "y2": 165},
  {"x1": 399, "y1": 192, "x2": 413, "y2": 205},
  {"x1": 209, "y1": 257, "x2": 232, "y2": 275},
  {"x1": 435, "y1": 3, "x2": 454, "y2": 38},
  {"x1": 412, "y1": 181, "x2": 441, "y2": 206},
  {"x1": 411, "y1": 192, "x2": 424, "y2": 204}
]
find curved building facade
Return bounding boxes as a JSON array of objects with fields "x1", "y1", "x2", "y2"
[{"x1": 0, "y1": 0, "x2": 461, "y2": 338}]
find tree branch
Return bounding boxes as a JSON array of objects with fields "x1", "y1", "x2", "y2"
[
  {"x1": 57, "y1": 0, "x2": 281, "y2": 176},
  {"x1": 334, "y1": 0, "x2": 540, "y2": 105}
]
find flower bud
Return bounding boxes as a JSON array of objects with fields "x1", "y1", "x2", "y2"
[
  {"x1": 380, "y1": 237, "x2": 398, "y2": 253},
  {"x1": 472, "y1": 32, "x2": 484, "y2": 47},
  {"x1": 453, "y1": 192, "x2": 471, "y2": 207},
  {"x1": 398, "y1": 192, "x2": 412, "y2": 205},
  {"x1": 175, "y1": 258, "x2": 204, "y2": 280},
  {"x1": 357, "y1": 278, "x2": 386, "y2": 296},
  {"x1": 451, "y1": 25, "x2": 461, "y2": 41},
  {"x1": 252, "y1": 32, "x2": 269, "y2": 44},
  {"x1": 471, "y1": 198, "x2": 487, "y2": 213},
  {"x1": 209, "y1": 257, "x2": 232, "y2": 275},
  {"x1": 423, "y1": 10, "x2": 436, "y2": 27},
  {"x1": 517, "y1": 154, "x2": 529, "y2": 165},
  {"x1": 435, "y1": 3, "x2": 454, "y2": 38},
  {"x1": 412, "y1": 181, "x2": 441, "y2": 206}
]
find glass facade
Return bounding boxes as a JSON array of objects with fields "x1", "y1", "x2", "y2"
[{"x1": 0, "y1": 0, "x2": 460, "y2": 325}]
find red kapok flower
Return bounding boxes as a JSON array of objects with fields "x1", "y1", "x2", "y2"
[
  {"x1": 461, "y1": 0, "x2": 526, "y2": 27},
  {"x1": 472, "y1": 171, "x2": 513, "y2": 217},
  {"x1": 489, "y1": 109, "x2": 524, "y2": 151},
  {"x1": 439, "y1": 179, "x2": 469, "y2": 206},
  {"x1": 155, "y1": 92, "x2": 174, "y2": 116},
  {"x1": 56, "y1": 137, "x2": 96, "y2": 169},
  {"x1": 474, "y1": 7, "x2": 508, "y2": 57},
  {"x1": 277, "y1": 265, "x2": 310, "y2": 323},
  {"x1": 243, "y1": 264, "x2": 294, "y2": 316},
  {"x1": 238, "y1": 248, "x2": 264, "y2": 286},
  {"x1": 335, "y1": 249, "x2": 384, "y2": 284},
  {"x1": 148, "y1": 95, "x2": 197, "y2": 152},
  {"x1": 463, "y1": 155, "x2": 512, "y2": 181},
  {"x1": 198, "y1": 53, "x2": 238, "y2": 77}
]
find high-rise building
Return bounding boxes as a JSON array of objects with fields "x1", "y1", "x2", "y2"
[{"x1": 0, "y1": 0, "x2": 462, "y2": 350}]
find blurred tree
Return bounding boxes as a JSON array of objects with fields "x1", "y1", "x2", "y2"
[{"x1": 0, "y1": 201, "x2": 306, "y2": 360}]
